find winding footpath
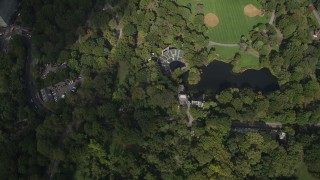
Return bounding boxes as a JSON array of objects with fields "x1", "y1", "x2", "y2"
[{"x1": 208, "y1": 41, "x2": 239, "y2": 47}]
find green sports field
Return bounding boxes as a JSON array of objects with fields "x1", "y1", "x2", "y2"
[{"x1": 178, "y1": 0, "x2": 269, "y2": 44}]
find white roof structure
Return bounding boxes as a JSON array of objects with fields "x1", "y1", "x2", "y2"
[
  {"x1": 178, "y1": 94, "x2": 188, "y2": 106},
  {"x1": 191, "y1": 100, "x2": 204, "y2": 108},
  {"x1": 279, "y1": 132, "x2": 286, "y2": 140}
]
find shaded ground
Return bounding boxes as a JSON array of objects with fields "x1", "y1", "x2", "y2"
[
  {"x1": 310, "y1": 4, "x2": 320, "y2": 26},
  {"x1": 296, "y1": 162, "x2": 317, "y2": 180}
]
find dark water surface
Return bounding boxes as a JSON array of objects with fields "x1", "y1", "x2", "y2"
[{"x1": 190, "y1": 61, "x2": 279, "y2": 93}]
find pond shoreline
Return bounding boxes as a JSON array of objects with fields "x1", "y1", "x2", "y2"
[{"x1": 190, "y1": 60, "x2": 279, "y2": 94}]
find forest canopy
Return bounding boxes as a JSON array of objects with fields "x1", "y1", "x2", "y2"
[{"x1": 0, "y1": 0, "x2": 320, "y2": 179}]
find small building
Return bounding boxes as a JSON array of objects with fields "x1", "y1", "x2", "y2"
[
  {"x1": 0, "y1": 0, "x2": 19, "y2": 27},
  {"x1": 178, "y1": 94, "x2": 189, "y2": 106},
  {"x1": 279, "y1": 132, "x2": 287, "y2": 140},
  {"x1": 191, "y1": 100, "x2": 204, "y2": 108},
  {"x1": 190, "y1": 94, "x2": 205, "y2": 108}
]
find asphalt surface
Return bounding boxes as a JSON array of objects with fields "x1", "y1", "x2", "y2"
[
  {"x1": 208, "y1": 41, "x2": 239, "y2": 47},
  {"x1": 22, "y1": 36, "x2": 53, "y2": 114}
]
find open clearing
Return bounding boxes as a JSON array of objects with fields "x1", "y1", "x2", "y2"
[
  {"x1": 178, "y1": 0, "x2": 267, "y2": 70},
  {"x1": 178, "y1": 0, "x2": 269, "y2": 44}
]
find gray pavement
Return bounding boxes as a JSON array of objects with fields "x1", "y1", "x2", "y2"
[{"x1": 208, "y1": 41, "x2": 239, "y2": 47}]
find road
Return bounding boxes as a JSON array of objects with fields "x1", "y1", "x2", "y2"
[
  {"x1": 1, "y1": 25, "x2": 53, "y2": 114},
  {"x1": 232, "y1": 121, "x2": 320, "y2": 130},
  {"x1": 23, "y1": 36, "x2": 53, "y2": 114}
]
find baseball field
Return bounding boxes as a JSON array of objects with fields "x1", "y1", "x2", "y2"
[{"x1": 178, "y1": 0, "x2": 269, "y2": 44}]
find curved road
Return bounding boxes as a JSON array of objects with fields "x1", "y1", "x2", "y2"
[{"x1": 23, "y1": 36, "x2": 53, "y2": 114}]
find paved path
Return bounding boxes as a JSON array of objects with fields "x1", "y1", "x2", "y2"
[
  {"x1": 265, "y1": 122, "x2": 283, "y2": 128},
  {"x1": 269, "y1": 10, "x2": 276, "y2": 25},
  {"x1": 186, "y1": 102, "x2": 194, "y2": 127},
  {"x1": 311, "y1": 4, "x2": 320, "y2": 26},
  {"x1": 232, "y1": 121, "x2": 320, "y2": 130},
  {"x1": 208, "y1": 41, "x2": 239, "y2": 47}
]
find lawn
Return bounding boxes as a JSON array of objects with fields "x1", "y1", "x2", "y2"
[
  {"x1": 178, "y1": 0, "x2": 269, "y2": 44},
  {"x1": 213, "y1": 46, "x2": 260, "y2": 71},
  {"x1": 214, "y1": 46, "x2": 239, "y2": 61},
  {"x1": 233, "y1": 52, "x2": 260, "y2": 72},
  {"x1": 177, "y1": 0, "x2": 268, "y2": 70}
]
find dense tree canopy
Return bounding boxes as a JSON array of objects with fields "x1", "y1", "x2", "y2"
[{"x1": 0, "y1": 0, "x2": 320, "y2": 179}]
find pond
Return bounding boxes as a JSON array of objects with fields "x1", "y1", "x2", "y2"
[{"x1": 189, "y1": 61, "x2": 279, "y2": 94}]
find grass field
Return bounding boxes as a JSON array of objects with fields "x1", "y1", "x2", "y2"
[
  {"x1": 178, "y1": 0, "x2": 269, "y2": 44},
  {"x1": 213, "y1": 46, "x2": 260, "y2": 71},
  {"x1": 177, "y1": 0, "x2": 268, "y2": 71},
  {"x1": 214, "y1": 46, "x2": 239, "y2": 61},
  {"x1": 234, "y1": 52, "x2": 260, "y2": 72}
]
